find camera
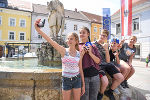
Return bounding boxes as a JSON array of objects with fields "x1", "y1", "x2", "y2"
[
  {"x1": 85, "y1": 42, "x2": 92, "y2": 47},
  {"x1": 37, "y1": 19, "x2": 45, "y2": 27},
  {"x1": 84, "y1": 42, "x2": 92, "y2": 50}
]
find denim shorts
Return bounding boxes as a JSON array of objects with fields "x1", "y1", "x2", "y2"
[{"x1": 62, "y1": 74, "x2": 81, "y2": 90}]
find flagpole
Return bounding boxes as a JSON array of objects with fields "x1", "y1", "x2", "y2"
[{"x1": 120, "y1": 0, "x2": 122, "y2": 40}]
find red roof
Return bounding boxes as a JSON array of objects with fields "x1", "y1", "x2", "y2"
[{"x1": 81, "y1": 11, "x2": 102, "y2": 24}]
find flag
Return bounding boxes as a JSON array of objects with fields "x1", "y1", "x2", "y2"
[
  {"x1": 103, "y1": 8, "x2": 111, "y2": 39},
  {"x1": 121, "y1": 0, "x2": 132, "y2": 37}
]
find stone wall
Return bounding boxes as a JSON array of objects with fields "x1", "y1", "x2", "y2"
[
  {"x1": 0, "y1": 71, "x2": 146, "y2": 100},
  {"x1": 0, "y1": 71, "x2": 62, "y2": 100}
]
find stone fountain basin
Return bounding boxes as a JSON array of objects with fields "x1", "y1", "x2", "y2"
[
  {"x1": 0, "y1": 69, "x2": 62, "y2": 100},
  {"x1": 0, "y1": 68, "x2": 147, "y2": 100}
]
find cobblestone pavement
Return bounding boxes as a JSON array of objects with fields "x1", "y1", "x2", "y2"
[{"x1": 128, "y1": 59, "x2": 150, "y2": 100}]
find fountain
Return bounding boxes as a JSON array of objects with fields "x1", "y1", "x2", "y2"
[
  {"x1": 0, "y1": 58, "x2": 62, "y2": 100},
  {"x1": 0, "y1": 0, "x2": 66, "y2": 100},
  {"x1": 36, "y1": 0, "x2": 67, "y2": 66}
]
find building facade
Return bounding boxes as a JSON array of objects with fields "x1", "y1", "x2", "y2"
[
  {"x1": 111, "y1": 0, "x2": 150, "y2": 60},
  {"x1": 0, "y1": 0, "x2": 32, "y2": 57},
  {"x1": 31, "y1": 4, "x2": 91, "y2": 51},
  {"x1": 80, "y1": 11, "x2": 102, "y2": 42}
]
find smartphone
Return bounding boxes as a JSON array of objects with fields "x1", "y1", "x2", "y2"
[{"x1": 37, "y1": 19, "x2": 45, "y2": 27}]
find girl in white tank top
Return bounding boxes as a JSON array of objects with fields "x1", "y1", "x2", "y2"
[{"x1": 35, "y1": 19, "x2": 85, "y2": 100}]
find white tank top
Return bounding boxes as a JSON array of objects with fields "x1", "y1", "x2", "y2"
[{"x1": 61, "y1": 48, "x2": 80, "y2": 78}]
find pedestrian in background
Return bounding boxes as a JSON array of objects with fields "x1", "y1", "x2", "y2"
[{"x1": 146, "y1": 53, "x2": 150, "y2": 67}]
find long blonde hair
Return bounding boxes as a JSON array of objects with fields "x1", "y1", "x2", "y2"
[{"x1": 68, "y1": 32, "x2": 79, "y2": 51}]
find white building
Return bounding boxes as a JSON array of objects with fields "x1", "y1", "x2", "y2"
[
  {"x1": 31, "y1": 4, "x2": 50, "y2": 51},
  {"x1": 31, "y1": 4, "x2": 91, "y2": 51},
  {"x1": 111, "y1": 0, "x2": 150, "y2": 60}
]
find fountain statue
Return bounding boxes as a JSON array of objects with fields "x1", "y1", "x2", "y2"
[
  {"x1": 47, "y1": 0, "x2": 65, "y2": 37},
  {"x1": 37, "y1": 0, "x2": 67, "y2": 66}
]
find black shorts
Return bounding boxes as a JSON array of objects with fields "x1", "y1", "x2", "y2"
[
  {"x1": 110, "y1": 62, "x2": 121, "y2": 68},
  {"x1": 99, "y1": 63, "x2": 120, "y2": 78}
]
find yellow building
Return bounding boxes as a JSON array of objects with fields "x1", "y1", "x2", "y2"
[
  {"x1": 80, "y1": 11, "x2": 103, "y2": 42},
  {"x1": 0, "y1": 7, "x2": 31, "y2": 57},
  {"x1": 91, "y1": 23, "x2": 102, "y2": 41}
]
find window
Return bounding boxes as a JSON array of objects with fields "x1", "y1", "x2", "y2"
[
  {"x1": 0, "y1": 16, "x2": 1, "y2": 25},
  {"x1": 64, "y1": 24, "x2": 67, "y2": 30},
  {"x1": 38, "y1": 34, "x2": 42, "y2": 39},
  {"x1": 94, "y1": 27, "x2": 97, "y2": 32},
  {"x1": 116, "y1": 23, "x2": 121, "y2": 34},
  {"x1": 9, "y1": 18, "x2": 16, "y2": 26},
  {"x1": 0, "y1": 3, "x2": 6, "y2": 7},
  {"x1": 20, "y1": 32, "x2": 25, "y2": 40},
  {"x1": 74, "y1": 25, "x2": 78, "y2": 31},
  {"x1": 99, "y1": 28, "x2": 102, "y2": 34},
  {"x1": 20, "y1": 19, "x2": 26, "y2": 27},
  {"x1": 9, "y1": 32, "x2": 15, "y2": 40},
  {"x1": 133, "y1": 18, "x2": 139, "y2": 31},
  {"x1": 134, "y1": 44, "x2": 140, "y2": 58}
]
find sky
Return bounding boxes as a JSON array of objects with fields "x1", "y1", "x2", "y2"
[{"x1": 24, "y1": 0, "x2": 121, "y2": 15}]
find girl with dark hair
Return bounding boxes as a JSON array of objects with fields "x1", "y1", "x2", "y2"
[{"x1": 79, "y1": 27, "x2": 101, "y2": 100}]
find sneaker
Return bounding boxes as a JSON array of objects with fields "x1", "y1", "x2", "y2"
[
  {"x1": 104, "y1": 90, "x2": 116, "y2": 100},
  {"x1": 121, "y1": 81, "x2": 126, "y2": 88},
  {"x1": 118, "y1": 85, "x2": 127, "y2": 94},
  {"x1": 124, "y1": 80, "x2": 129, "y2": 88},
  {"x1": 97, "y1": 92, "x2": 103, "y2": 100},
  {"x1": 114, "y1": 88, "x2": 120, "y2": 95}
]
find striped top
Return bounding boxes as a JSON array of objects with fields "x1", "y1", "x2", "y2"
[{"x1": 61, "y1": 48, "x2": 80, "y2": 78}]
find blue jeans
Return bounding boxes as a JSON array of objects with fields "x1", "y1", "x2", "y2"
[
  {"x1": 80, "y1": 74, "x2": 100, "y2": 100},
  {"x1": 62, "y1": 74, "x2": 81, "y2": 90}
]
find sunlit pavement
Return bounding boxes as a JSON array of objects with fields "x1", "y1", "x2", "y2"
[{"x1": 128, "y1": 59, "x2": 150, "y2": 100}]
